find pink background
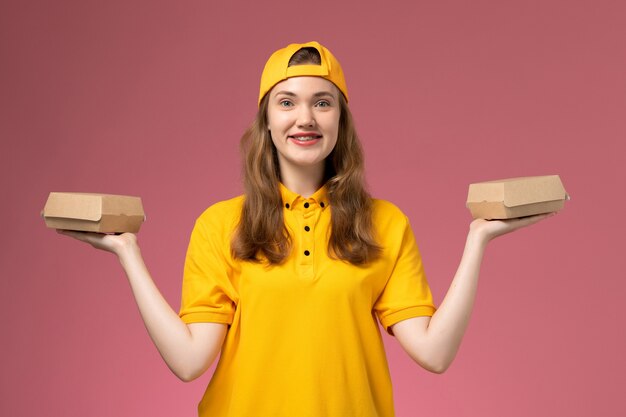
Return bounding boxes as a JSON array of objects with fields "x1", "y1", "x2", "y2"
[{"x1": 1, "y1": 0, "x2": 625, "y2": 416}]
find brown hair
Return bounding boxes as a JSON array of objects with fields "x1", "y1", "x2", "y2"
[{"x1": 232, "y1": 48, "x2": 381, "y2": 265}]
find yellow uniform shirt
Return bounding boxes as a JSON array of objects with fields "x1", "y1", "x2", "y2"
[{"x1": 179, "y1": 184, "x2": 436, "y2": 417}]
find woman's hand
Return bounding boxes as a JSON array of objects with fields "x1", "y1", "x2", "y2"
[
  {"x1": 56, "y1": 230, "x2": 138, "y2": 257},
  {"x1": 469, "y1": 212, "x2": 557, "y2": 243}
]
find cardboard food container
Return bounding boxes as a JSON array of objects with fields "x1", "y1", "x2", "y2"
[
  {"x1": 466, "y1": 175, "x2": 568, "y2": 220},
  {"x1": 42, "y1": 192, "x2": 145, "y2": 233}
]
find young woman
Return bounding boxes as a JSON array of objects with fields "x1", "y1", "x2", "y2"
[{"x1": 59, "y1": 41, "x2": 554, "y2": 417}]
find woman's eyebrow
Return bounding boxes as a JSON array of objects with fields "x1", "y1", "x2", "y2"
[
  {"x1": 274, "y1": 91, "x2": 336, "y2": 98},
  {"x1": 274, "y1": 91, "x2": 296, "y2": 97},
  {"x1": 312, "y1": 91, "x2": 335, "y2": 98}
]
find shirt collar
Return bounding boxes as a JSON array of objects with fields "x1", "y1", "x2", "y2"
[{"x1": 279, "y1": 182, "x2": 329, "y2": 210}]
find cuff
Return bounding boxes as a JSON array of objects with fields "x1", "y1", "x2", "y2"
[{"x1": 379, "y1": 305, "x2": 436, "y2": 336}]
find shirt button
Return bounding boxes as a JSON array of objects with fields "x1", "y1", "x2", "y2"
[
  {"x1": 304, "y1": 250, "x2": 310, "y2": 256},
  {"x1": 304, "y1": 226, "x2": 310, "y2": 232},
  {"x1": 304, "y1": 202, "x2": 310, "y2": 208},
  {"x1": 285, "y1": 203, "x2": 290, "y2": 209}
]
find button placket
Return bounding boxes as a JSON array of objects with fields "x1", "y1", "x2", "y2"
[{"x1": 300, "y1": 199, "x2": 316, "y2": 268}]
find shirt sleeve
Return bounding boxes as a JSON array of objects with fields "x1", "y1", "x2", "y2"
[
  {"x1": 178, "y1": 212, "x2": 237, "y2": 325},
  {"x1": 374, "y1": 216, "x2": 436, "y2": 336}
]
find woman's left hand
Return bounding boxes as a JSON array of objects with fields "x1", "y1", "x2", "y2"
[{"x1": 469, "y1": 212, "x2": 557, "y2": 243}]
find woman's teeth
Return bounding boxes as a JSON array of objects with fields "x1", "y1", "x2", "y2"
[{"x1": 293, "y1": 136, "x2": 319, "y2": 141}]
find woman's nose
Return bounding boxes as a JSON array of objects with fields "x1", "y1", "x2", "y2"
[{"x1": 296, "y1": 106, "x2": 315, "y2": 127}]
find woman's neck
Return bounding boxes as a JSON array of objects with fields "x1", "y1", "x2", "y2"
[{"x1": 279, "y1": 161, "x2": 325, "y2": 198}]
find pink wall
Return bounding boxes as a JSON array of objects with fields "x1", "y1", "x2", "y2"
[{"x1": 1, "y1": 0, "x2": 624, "y2": 416}]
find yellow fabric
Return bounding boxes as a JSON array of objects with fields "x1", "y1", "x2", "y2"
[
  {"x1": 258, "y1": 41, "x2": 349, "y2": 105},
  {"x1": 179, "y1": 184, "x2": 436, "y2": 417}
]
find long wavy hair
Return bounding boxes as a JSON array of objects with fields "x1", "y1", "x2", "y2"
[{"x1": 232, "y1": 47, "x2": 381, "y2": 265}]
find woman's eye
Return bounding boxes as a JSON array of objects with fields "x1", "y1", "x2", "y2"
[
  {"x1": 279, "y1": 100, "x2": 293, "y2": 107},
  {"x1": 316, "y1": 100, "x2": 330, "y2": 107}
]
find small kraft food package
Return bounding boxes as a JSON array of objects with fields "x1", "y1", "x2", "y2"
[
  {"x1": 42, "y1": 192, "x2": 145, "y2": 233},
  {"x1": 466, "y1": 175, "x2": 569, "y2": 220}
]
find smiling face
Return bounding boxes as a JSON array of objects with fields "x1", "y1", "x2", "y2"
[{"x1": 266, "y1": 76, "x2": 340, "y2": 178}]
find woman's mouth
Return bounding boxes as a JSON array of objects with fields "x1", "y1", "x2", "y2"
[{"x1": 289, "y1": 134, "x2": 322, "y2": 146}]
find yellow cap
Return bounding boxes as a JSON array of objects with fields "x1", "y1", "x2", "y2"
[{"x1": 258, "y1": 41, "x2": 349, "y2": 106}]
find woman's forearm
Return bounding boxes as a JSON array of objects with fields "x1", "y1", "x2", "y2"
[
  {"x1": 116, "y1": 242, "x2": 225, "y2": 381},
  {"x1": 422, "y1": 230, "x2": 487, "y2": 370},
  {"x1": 393, "y1": 214, "x2": 553, "y2": 373}
]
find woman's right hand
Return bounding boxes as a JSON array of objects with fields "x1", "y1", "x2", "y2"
[{"x1": 56, "y1": 229, "x2": 138, "y2": 257}]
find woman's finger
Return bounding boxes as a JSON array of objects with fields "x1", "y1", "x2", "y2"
[
  {"x1": 509, "y1": 212, "x2": 556, "y2": 229},
  {"x1": 56, "y1": 229, "x2": 118, "y2": 252},
  {"x1": 471, "y1": 211, "x2": 558, "y2": 241}
]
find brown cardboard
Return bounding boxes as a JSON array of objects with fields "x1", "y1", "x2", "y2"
[
  {"x1": 42, "y1": 192, "x2": 145, "y2": 233},
  {"x1": 466, "y1": 175, "x2": 568, "y2": 219}
]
